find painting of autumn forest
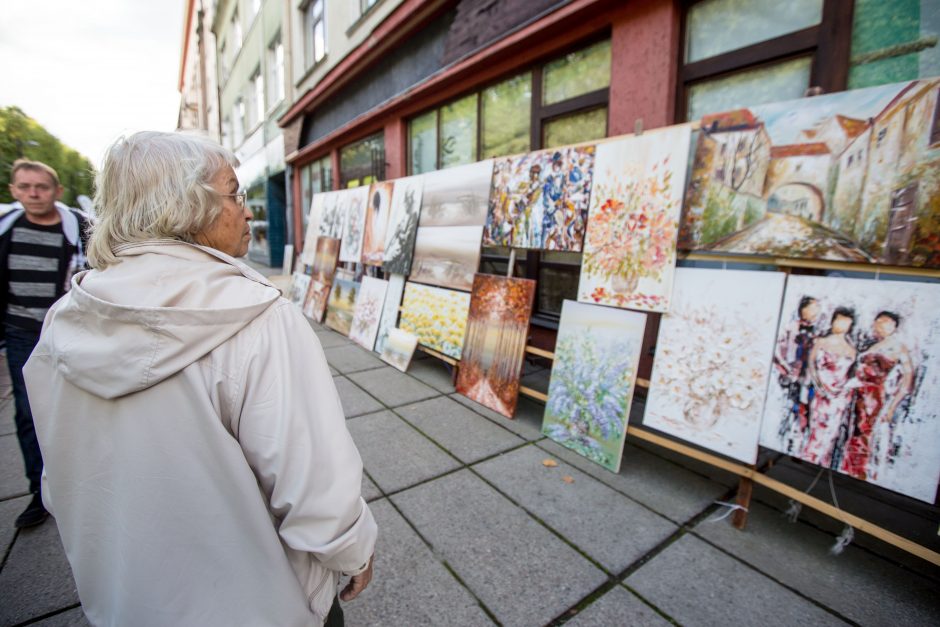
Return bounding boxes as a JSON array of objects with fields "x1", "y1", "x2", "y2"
[{"x1": 456, "y1": 275, "x2": 536, "y2": 418}]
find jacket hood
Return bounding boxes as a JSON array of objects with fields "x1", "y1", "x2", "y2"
[{"x1": 41, "y1": 241, "x2": 281, "y2": 399}]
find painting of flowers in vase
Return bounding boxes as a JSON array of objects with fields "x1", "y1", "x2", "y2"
[
  {"x1": 577, "y1": 125, "x2": 692, "y2": 313},
  {"x1": 541, "y1": 300, "x2": 646, "y2": 472},
  {"x1": 643, "y1": 268, "x2": 785, "y2": 464}
]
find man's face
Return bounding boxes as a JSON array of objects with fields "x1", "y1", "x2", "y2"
[{"x1": 10, "y1": 169, "x2": 62, "y2": 220}]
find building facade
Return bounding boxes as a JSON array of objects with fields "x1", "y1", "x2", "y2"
[{"x1": 178, "y1": 0, "x2": 221, "y2": 142}]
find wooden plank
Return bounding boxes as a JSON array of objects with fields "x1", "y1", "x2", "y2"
[
  {"x1": 680, "y1": 252, "x2": 940, "y2": 278},
  {"x1": 416, "y1": 344, "x2": 458, "y2": 366},
  {"x1": 732, "y1": 476, "x2": 753, "y2": 529},
  {"x1": 524, "y1": 345, "x2": 555, "y2": 359},
  {"x1": 518, "y1": 385, "x2": 548, "y2": 402}
]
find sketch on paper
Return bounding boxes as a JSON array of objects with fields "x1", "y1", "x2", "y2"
[
  {"x1": 374, "y1": 274, "x2": 405, "y2": 355},
  {"x1": 485, "y1": 146, "x2": 595, "y2": 251},
  {"x1": 288, "y1": 271, "x2": 311, "y2": 307},
  {"x1": 318, "y1": 191, "x2": 345, "y2": 239},
  {"x1": 679, "y1": 78, "x2": 940, "y2": 268},
  {"x1": 338, "y1": 186, "x2": 370, "y2": 263},
  {"x1": 409, "y1": 225, "x2": 483, "y2": 292},
  {"x1": 760, "y1": 275, "x2": 940, "y2": 502},
  {"x1": 456, "y1": 275, "x2": 535, "y2": 418},
  {"x1": 419, "y1": 160, "x2": 493, "y2": 227},
  {"x1": 541, "y1": 301, "x2": 646, "y2": 472},
  {"x1": 643, "y1": 268, "x2": 785, "y2": 463},
  {"x1": 300, "y1": 194, "x2": 324, "y2": 266},
  {"x1": 349, "y1": 276, "x2": 389, "y2": 350},
  {"x1": 383, "y1": 175, "x2": 424, "y2": 275},
  {"x1": 578, "y1": 126, "x2": 692, "y2": 312},
  {"x1": 361, "y1": 181, "x2": 395, "y2": 266},
  {"x1": 324, "y1": 277, "x2": 361, "y2": 336},
  {"x1": 380, "y1": 328, "x2": 419, "y2": 372},
  {"x1": 399, "y1": 282, "x2": 471, "y2": 360}
]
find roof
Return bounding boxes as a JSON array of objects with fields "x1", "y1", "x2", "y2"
[
  {"x1": 770, "y1": 143, "x2": 831, "y2": 158},
  {"x1": 701, "y1": 109, "x2": 759, "y2": 132},
  {"x1": 835, "y1": 115, "x2": 869, "y2": 139}
]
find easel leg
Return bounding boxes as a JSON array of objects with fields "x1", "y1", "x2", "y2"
[{"x1": 732, "y1": 477, "x2": 753, "y2": 530}]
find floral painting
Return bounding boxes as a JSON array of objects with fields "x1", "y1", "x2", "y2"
[
  {"x1": 361, "y1": 181, "x2": 395, "y2": 266},
  {"x1": 759, "y1": 275, "x2": 940, "y2": 502},
  {"x1": 318, "y1": 191, "x2": 345, "y2": 239},
  {"x1": 578, "y1": 126, "x2": 692, "y2": 312},
  {"x1": 374, "y1": 274, "x2": 405, "y2": 355},
  {"x1": 381, "y1": 328, "x2": 419, "y2": 372},
  {"x1": 300, "y1": 193, "x2": 324, "y2": 266},
  {"x1": 349, "y1": 276, "x2": 389, "y2": 350},
  {"x1": 339, "y1": 186, "x2": 370, "y2": 263},
  {"x1": 324, "y1": 276, "x2": 361, "y2": 336},
  {"x1": 288, "y1": 271, "x2": 310, "y2": 307},
  {"x1": 383, "y1": 175, "x2": 424, "y2": 275},
  {"x1": 399, "y1": 282, "x2": 471, "y2": 360},
  {"x1": 484, "y1": 146, "x2": 595, "y2": 251},
  {"x1": 456, "y1": 275, "x2": 536, "y2": 418},
  {"x1": 542, "y1": 300, "x2": 646, "y2": 472},
  {"x1": 643, "y1": 268, "x2": 785, "y2": 464}
]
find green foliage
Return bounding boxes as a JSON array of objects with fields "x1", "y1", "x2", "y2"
[
  {"x1": 699, "y1": 184, "x2": 740, "y2": 245},
  {"x1": 0, "y1": 107, "x2": 95, "y2": 207},
  {"x1": 742, "y1": 200, "x2": 763, "y2": 226}
]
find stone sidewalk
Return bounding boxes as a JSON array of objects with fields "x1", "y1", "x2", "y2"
[{"x1": 1, "y1": 320, "x2": 939, "y2": 626}]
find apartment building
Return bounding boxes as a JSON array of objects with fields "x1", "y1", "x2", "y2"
[{"x1": 178, "y1": 0, "x2": 221, "y2": 142}]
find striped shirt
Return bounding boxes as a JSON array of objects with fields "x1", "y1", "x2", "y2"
[{"x1": 6, "y1": 216, "x2": 69, "y2": 332}]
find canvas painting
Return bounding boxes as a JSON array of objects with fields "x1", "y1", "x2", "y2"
[
  {"x1": 318, "y1": 191, "x2": 345, "y2": 239},
  {"x1": 361, "y1": 181, "x2": 395, "y2": 266},
  {"x1": 643, "y1": 268, "x2": 785, "y2": 464},
  {"x1": 455, "y1": 275, "x2": 536, "y2": 418},
  {"x1": 578, "y1": 126, "x2": 692, "y2": 312},
  {"x1": 399, "y1": 282, "x2": 471, "y2": 360},
  {"x1": 303, "y1": 279, "x2": 331, "y2": 322},
  {"x1": 759, "y1": 275, "x2": 940, "y2": 502},
  {"x1": 679, "y1": 78, "x2": 940, "y2": 268},
  {"x1": 380, "y1": 328, "x2": 419, "y2": 372},
  {"x1": 383, "y1": 175, "x2": 424, "y2": 275},
  {"x1": 300, "y1": 194, "x2": 324, "y2": 266},
  {"x1": 420, "y1": 160, "x2": 493, "y2": 226},
  {"x1": 288, "y1": 271, "x2": 311, "y2": 307},
  {"x1": 349, "y1": 276, "x2": 389, "y2": 350},
  {"x1": 541, "y1": 300, "x2": 646, "y2": 472},
  {"x1": 374, "y1": 274, "x2": 405, "y2": 355},
  {"x1": 484, "y1": 145, "x2": 596, "y2": 251},
  {"x1": 410, "y1": 225, "x2": 483, "y2": 292},
  {"x1": 338, "y1": 186, "x2": 370, "y2": 263},
  {"x1": 324, "y1": 276, "x2": 361, "y2": 336}
]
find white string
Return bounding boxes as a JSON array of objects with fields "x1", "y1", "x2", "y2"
[
  {"x1": 706, "y1": 500, "x2": 748, "y2": 523},
  {"x1": 827, "y1": 470, "x2": 854, "y2": 555},
  {"x1": 785, "y1": 467, "x2": 826, "y2": 522}
]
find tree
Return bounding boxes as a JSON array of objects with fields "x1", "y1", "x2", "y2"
[{"x1": 0, "y1": 106, "x2": 95, "y2": 207}]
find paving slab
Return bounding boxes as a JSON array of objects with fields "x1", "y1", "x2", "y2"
[
  {"x1": 361, "y1": 472, "x2": 383, "y2": 502},
  {"x1": 0, "y1": 520, "x2": 80, "y2": 626},
  {"x1": 333, "y1": 376, "x2": 384, "y2": 418},
  {"x1": 396, "y1": 396, "x2": 524, "y2": 463},
  {"x1": 313, "y1": 329, "x2": 353, "y2": 349},
  {"x1": 0, "y1": 433, "x2": 29, "y2": 500},
  {"x1": 474, "y1": 445, "x2": 677, "y2": 573},
  {"x1": 391, "y1": 469, "x2": 607, "y2": 627},
  {"x1": 537, "y1": 439, "x2": 729, "y2": 524},
  {"x1": 404, "y1": 357, "x2": 456, "y2": 393},
  {"x1": 0, "y1": 493, "x2": 30, "y2": 555},
  {"x1": 449, "y1": 393, "x2": 545, "y2": 441},
  {"x1": 33, "y1": 606, "x2": 91, "y2": 626},
  {"x1": 0, "y1": 397, "x2": 14, "y2": 436},
  {"x1": 343, "y1": 499, "x2": 492, "y2": 626},
  {"x1": 566, "y1": 585, "x2": 670, "y2": 627},
  {"x1": 323, "y1": 345, "x2": 385, "y2": 374},
  {"x1": 625, "y1": 534, "x2": 848, "y2": 626},
  {"x1": 348, "y1": 368, "x2": 439, "y2": 408},
  {"x1": 693, "y1": 501, "x2": 940, "y2": 624},
  {"x1": 518, "y1": 367, "x2": 550, "y2": 395},
  {"x1": 346, "y1": 411, "x2": 460, "y2": 494}
]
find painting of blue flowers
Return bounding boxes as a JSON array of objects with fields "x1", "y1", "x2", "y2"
[{"x1": 542, "y1": 300, "x2": 646, "y2": 472}]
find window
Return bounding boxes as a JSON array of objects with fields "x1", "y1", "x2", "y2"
[
  {"x1": 222, "y1": 116, "x2": 232, "y2": 150},
  {"x1": 409, "y1": 110, "x2": 436, "y2": 174},
  {"x1": 267, "y1": 35, "x2": 285, "y2": 107},
  {"x1": 482, "y1": 72, "x2": 531, "y2": 158},
  {"x1": 340, "y1": 133, "x2": 384, "y2": 188},
  {"x1": 219, "y1": 41, "x2": 229, "y2": 82},
  {"x1": 359, "y1": 0, "x2": 378, "y2": 15},
  {"x1": 231, "y1": 10, "x2": 242, "y2": 54},
  {"x1": 233, "y1": 98, "x2": 245, "y2": 146},
  {"x1": 439, "y1": 94, "x2": 478, "y2": 169},
  {"x1": 305, "y1": 0, "x2": 326, "y2": 66},
  {"x1": 247, "y1": 69, "x2": 263, "y2": 128},
  {"x1": 251, "y1": 0, "x2": 261, "y2": 17}
]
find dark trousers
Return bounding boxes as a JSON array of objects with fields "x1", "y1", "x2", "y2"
[
  {"x1": 324, "y1": 596, "x2": 344, "y2": 627},
  {"x1": 6, "y1": 326, "x2": 42, "y2": 494}
]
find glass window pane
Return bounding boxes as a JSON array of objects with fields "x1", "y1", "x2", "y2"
[
  {"x1": 686, "y1": 0, "x2": 823, "y2": 63},
  {"x1": 340, "y1": 133, "x2": 384, "y2": 187},
  {"x1": 439, "y1": 93, "x2": 478, "y2": 169},
  {"x1": 409, "y1": 110, "x2": 437, "y2": 174},
  {"x1": 482, "y1": 72, "x2": 531, "y2": 158},
  {"x1": 686, "y1": 56, "x2": 812, "y2": 121},
  {"x1": 543, "y1": 39, "x2": 611, "y2": 106},
  {"x1": 542, "y1": 107, "x2": 607, "y2": 149}
]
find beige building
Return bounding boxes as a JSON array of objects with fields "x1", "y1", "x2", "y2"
[{"x1": 178, "y1": 0, "x2": 221, "y2": 140}]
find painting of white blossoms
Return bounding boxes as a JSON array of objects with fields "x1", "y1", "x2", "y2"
[
  {"x1": 542, "y1": 301, "x2": 646, "y2": 472},
  {"x1": 339, "y1": 186, "x2": 370, "y2": 263},
  {"x1": 644, "y1": 268, "x2": 785, "y2": 463},
  {"x1": 349, "y1": 276, "x2": 389, "y2": 351}
]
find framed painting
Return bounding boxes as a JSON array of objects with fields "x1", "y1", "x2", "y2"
[
  {"x1": 456, "y1": 275, "x2": 536, "y2": 418},
  {"x1": 338, "y1": 186, "x2": 370, "y2": 263},
  {"x1": 361, "y1": 181, "x2": 395, "y2": 266},
  {"x1": 303, "y1": 278, "x2": 332, "y2": 322},
  {"x1": 409, "y1": 225, "x2": 483, "y2": 292},
  {"x1": 310, "y1": 236, "x2": 340, "y2": 284},
  {"x1": 578, "y1": 125, "x2": 692, "y2": 312},
  {"x1": 288, "y1": 271, "x2": 310, "y2": 307},
  {"x1": 374, "y1": 274, "x2": 405, "y2": 355},
  {"x1": 643, "y1": 268, "x2": 785, "y2": 464},
  {"x1": 299, "y1": 193, "x2": 324, "y2": 266},
  {"x1": 419, "y1": 160, "x2": 493, "y2": 227},
  {"x1": 383, "y1": 175, "x2": 424, "y2": 276},
  {"x1": 317, "y1": 191, "x2": 345, "y2": 240},
  {"x1": 759, "y1": 275, "x2": 940, "y2": 502},
  {"x1": 349, "y1": 276, "x2": 389, "y2": 351},
  {"x1": 399, "y1": 282, "x2": 471, "y2": 360},
  {"x1": 380, "y1": 328, "x2": 419, "y2": 372},
  {"x1": 541, "y1": 300, "x2": 646, "y2": 472},
  {"x1": 324, "y1": 276, "x2": 361, "y2": 336}
]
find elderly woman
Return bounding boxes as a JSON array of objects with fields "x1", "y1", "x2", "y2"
[{"x1": 23, "y1": 132, "x2": 376, "y2": 626}]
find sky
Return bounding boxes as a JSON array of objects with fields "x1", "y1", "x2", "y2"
[{"x1": 0, "y1": 1, "x2": 185, "y2": 167}]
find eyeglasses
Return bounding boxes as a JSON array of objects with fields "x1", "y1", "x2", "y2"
[{"x1": 219, "y1": 191, "x2": 247, "y2": 207}]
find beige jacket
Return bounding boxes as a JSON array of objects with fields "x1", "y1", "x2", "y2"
[{"x1": 24, "y1": 241, "x2": 376, "y2": 626}]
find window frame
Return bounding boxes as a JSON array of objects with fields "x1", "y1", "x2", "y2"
[
  {"x1": 305, "y1": 0, "x2": 327, "y2": 68},
  {"x1": 267, "y1": 34, "x2": 286, "y2": 110}
]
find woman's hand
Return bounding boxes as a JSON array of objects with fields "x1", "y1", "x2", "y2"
[{"x1": 340, "y1": 554, "x2": 374, "y2": 602}]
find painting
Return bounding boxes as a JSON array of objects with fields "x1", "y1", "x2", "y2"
[
  {"x1": 348, "y1": 276, "x2": 389, "y2": 350},
  {"x1": 318, "y1": 191, "x2": 345, "y2": 239},
  {"x1": 374, "y1": 274, "x2": 405, "y2": 355},
  {"x1": 383, "y1": 175, "x2": 424, "y2": 275},
  {"x1": 380, "y1": 328, "x2": 419, "y2": 372},
  {"x1": 288, "y1": 271, "x2": 310, "y2": 307},
  {"x1": 484, "y1": 145, "x2": 596, "y2": 251},
  {"x1": 399, "y1": 282, "x2": 471, "y2": 360},
  {"x1": 541, "y1": 300, "x2": 646, "y2": 472},
  {"x1": 456, "y1": 275, "x2": 535, "y2": 418},
  {"x1": 339, "y1": 186, "x2": 370, "y2": 263},
  {"x1": 300, "y1": 193, "x2": 324, "y2": 266},
  {"x1": 361, "y1": 181, "x2": 395, "y2": 266},
  {"x1": 420, "y1": 160, "x2": 493, "y2": 227},
  {"x1": 410, "y1": 225, "x2": 483, "y2": 292},
  {"x1": 303, "y1": 279, "x2": 331, "y2": 322},
  {"x1": 301, "y1": 236, "x2": 340, "y2": 322},
  {"x1": 643, "y1": 268, "x2": 785, "y2": 464},
  {"x1": 324, "y1": 276, "x2": 361, "y2": 336},
  {"x1": 679, "y1": 78, "x2": 940, "y2": 268},
  {"x1": 577, "y1": 126, "x2": 692, "y2": 312},
  {"x1": 759, "y1": 275, "x2": 940, "y2": 502}
]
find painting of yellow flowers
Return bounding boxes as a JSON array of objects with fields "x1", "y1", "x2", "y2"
[{"x1": 399, "y1": 282, "x2": 471, "y2": 360}]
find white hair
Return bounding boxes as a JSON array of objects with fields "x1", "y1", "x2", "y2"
[{"x1": 87, "y1": 131, "x2": 239, "y2": 269}]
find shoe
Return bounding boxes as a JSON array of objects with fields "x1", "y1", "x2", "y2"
[{"x1": 15, "y1": 493, "x2": 49, "y2": 528}]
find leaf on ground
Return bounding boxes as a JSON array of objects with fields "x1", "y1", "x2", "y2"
[
  {"x1": 562, "y1": 475, "x2": 575, "y2": 484},
  {"x1": 542, "y1": 458, "x2": 558, "y2": 468}
]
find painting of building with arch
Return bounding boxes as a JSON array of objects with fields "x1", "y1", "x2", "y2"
[
  {"x1": 759, "y1": 275, "x2": 940, "y2": 503},
  {"x1": 361, "y1": 181, "x2": 394, "y2": 266},
  {"x1": 679, "y1": 78, "x2": 940, "y2": 268}
]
